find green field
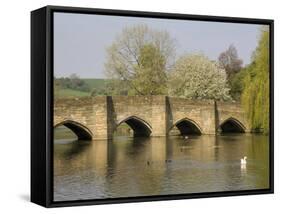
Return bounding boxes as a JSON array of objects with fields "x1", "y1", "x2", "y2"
[
  {"x1": 55, "y1": 78, "x2": 107, "y2": 98},
  {"x1": 55, "y1": 88, "x2": 90, "y2": 98},
  {"x1": 83, "y1": 78, "x2": 107, "y2": 90}
]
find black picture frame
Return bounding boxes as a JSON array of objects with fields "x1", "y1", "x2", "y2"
[{"x1": 31, "y1": 5, "x2": 274, "y2": 208}]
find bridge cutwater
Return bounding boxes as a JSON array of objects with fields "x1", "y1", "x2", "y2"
[{"x1": 54, "y1": 96, "x2": 250, "y2": 140}]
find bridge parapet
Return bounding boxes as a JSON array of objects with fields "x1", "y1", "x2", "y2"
[{"x1": 54, "y1": 96, "x2": 251, "y2": 140}]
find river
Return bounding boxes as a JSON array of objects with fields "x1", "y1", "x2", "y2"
[{"x1": 53, "y1": 127, "x2": 269, "y2": 201}]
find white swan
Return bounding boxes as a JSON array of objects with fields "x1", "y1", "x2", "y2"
[
  {"x1": 184, "y1": 136, "x2": 189, "y2": 139},
  {"x1": 241, "y1": 156, "x2": 247, "y2": 165}
]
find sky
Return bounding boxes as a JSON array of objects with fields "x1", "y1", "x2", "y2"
[{"x1": 54, "y1": 12, "x2": 265, "y2": 78}]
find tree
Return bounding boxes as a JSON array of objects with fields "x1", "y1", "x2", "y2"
[
  {"x1": 168, "y1": 54, "x2": 231, "y2": 101},
  {"x1": 228, "y1": 66, "x2": 249, "y2": 100},
  {"x1": 104, "y1": 24, "x2": 175, "y2": 95},
  {"x1": 105, "y1": 79, "x2": 130, "y2": 95},
  {"x1": 218, "y1": 45, "x2": 243, "y2": 100},
  {"x1": 218, "y1": 45, "x2": 243, "y2": 80},
  {"x1": 54, "y1": 73, "x2": 91, "y2": 95},
  {"x1": 132, "y1": 44, "x2": 167, "y2": 95},
  {"x1": 241, "y1": 28, "x2": 269, "y2": 134},
  {"x1": 91, "y1": 88, "x2": 106, "y2": 97}
]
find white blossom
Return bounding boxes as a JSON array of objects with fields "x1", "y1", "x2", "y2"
[{"x1": 168, "y1": 54, "x2": 231, "y2": 101}]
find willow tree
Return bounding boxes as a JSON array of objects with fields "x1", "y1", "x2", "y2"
[
  {"x1": 241, "y1": 28, "x2": 270, "y2": 133},
  {"x1": 104, "y1": 24, "x2": 175, "y2": 95},
  {"x1": 168, "y1": 54, "x2": 231, "y2": 101}
]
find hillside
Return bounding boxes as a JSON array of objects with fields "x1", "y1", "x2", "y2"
[
  {"x1": 55, "y1": 78, "x2": 107, "y2": 98},
  {"x1": 83, "y1": 78, "x2": 107, "y2": 90}
]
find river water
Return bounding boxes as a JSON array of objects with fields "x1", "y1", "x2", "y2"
[{"x1": 53, "y1": 128, "x2": 269, "y2": 201}]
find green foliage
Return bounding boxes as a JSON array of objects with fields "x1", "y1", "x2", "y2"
[
  {"x1": 104, "y1": 79, "x2": 130, "y2": 95},
  {"x1": 55, "y1": 74, "x2": 90, "y2": 93},
  {"x1": 218, "y1": 45, "x2": 243, "y2": 100},
  {"x1": 84, "y1": 79, "x2": 107, "y2": 90},
  {"x1": 132, "y1": 44, "x2": 168, "y2": 95},
  {"x1": 90, "y1": 88, "x2": 108, "y2": 97},
  {"x1": 85, "y1": 79, "x2": 109, "y2": 96},
  {"x1": 241, "y1": 28, "x2": 269, "y2": 134},
  {"x1": 228, "y1": 66, "x2": 249, "y2": 100}
]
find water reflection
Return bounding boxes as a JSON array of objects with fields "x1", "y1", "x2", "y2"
[{"x1": 54, "y1": 133, "x2": 269, "y2": 201}]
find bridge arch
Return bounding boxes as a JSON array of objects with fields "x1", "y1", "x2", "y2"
[
  {"x1": 170, "y1": 118, "x2": 202, "y2": 135},
  {"x1": 219, "y1": 117, "x2": 246, "y2": 133},
  {"x1": 54, "y1": 120, "x2": 93, "y2": 140},
  {"x1": 116, "y1": 116, "x2": 152, "y2": 137}
]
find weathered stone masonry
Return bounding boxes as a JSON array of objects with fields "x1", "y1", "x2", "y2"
[{"x1": 54, "y1": 96, "x2": 250, "y2": 140}]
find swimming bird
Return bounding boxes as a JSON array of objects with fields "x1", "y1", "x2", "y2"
[
  {"x1": 184, "y1": 136, "x2": 189, "y2": 139},
  {"x1": 240, "y1": 156, "x2": 247, "y2": 165}
]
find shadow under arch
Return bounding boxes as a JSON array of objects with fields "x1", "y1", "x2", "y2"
[
  {"x1": 54, "y1": 120, "x2": 93, "y2": 140},
  {"x1": 170, "y1": 118, "x2": 202, "y2": 135},
  {"x1": 116, "y1": 116, "x2": 152, "y2": 137},
  {"x1": 219, "y1": 117, "x2": 246, "y2": 133}
]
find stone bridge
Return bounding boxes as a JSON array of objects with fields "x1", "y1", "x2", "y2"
[{"x1": 54, "y1": 96, "x2": 250, "y2": 140}]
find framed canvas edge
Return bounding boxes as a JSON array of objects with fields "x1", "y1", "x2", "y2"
[
  {"x1": 31, "y1": 7, "x2": 48, "y2": 207},
  {"x1": 31, "y1": 5, "x2": 274, "y2": 208}
]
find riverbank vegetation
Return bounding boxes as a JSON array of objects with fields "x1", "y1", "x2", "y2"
[{"x1": 241, "y1": 29, "x2": 270, "y2": 134}]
